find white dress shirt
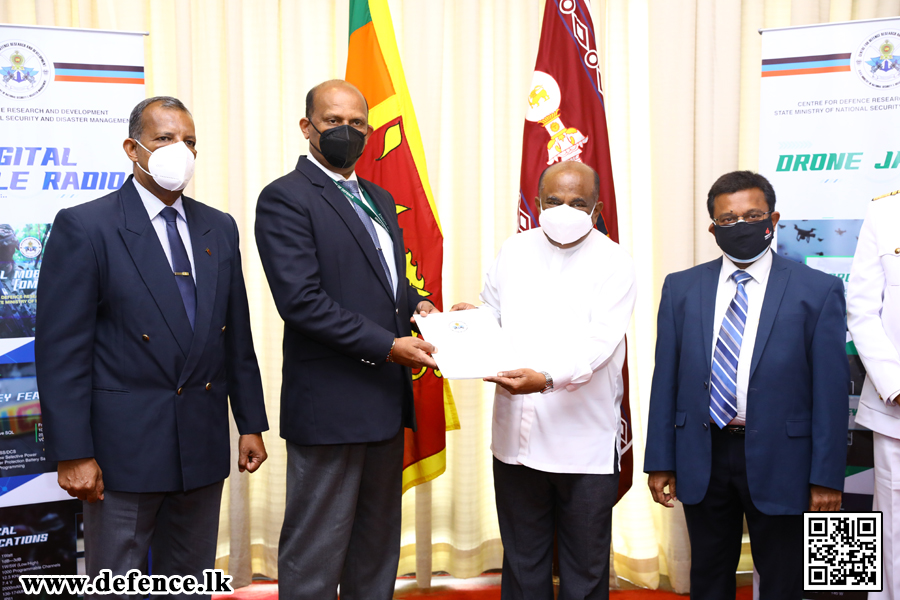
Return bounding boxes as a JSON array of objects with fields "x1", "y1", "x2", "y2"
[
  {"x1": 132, "y1": 178, "x2": 196, "y2": 282},
  {"x1": 481, "y1": 228, "x2": 637, "y2": 475},
  {"x1": 710, "y1": 249, "x2": 773, "y2": 425},
  {"x1": 306, "y1": 153, "x2": 397, "y2": 294}
]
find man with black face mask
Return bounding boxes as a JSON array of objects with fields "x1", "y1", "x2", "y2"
[
  {"x1": 643, "y1": 171, "x2": 849, "y2": 599},
  {"x1": 255, "y1": 80, "x2": 439, "y2": 600}
]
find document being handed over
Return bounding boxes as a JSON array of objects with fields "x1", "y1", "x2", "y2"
[{"x1": 414, "y1": 308, "x2": 521, "y2": 380}]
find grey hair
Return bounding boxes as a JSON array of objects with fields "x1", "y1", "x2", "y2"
[{"x1": 128, "y1": 96, "x2": 192, "y2": 141}]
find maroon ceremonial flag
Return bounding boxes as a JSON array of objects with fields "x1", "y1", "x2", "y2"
[{"x1": 517, "y1": 0, "x2": 633, "y2": 502}]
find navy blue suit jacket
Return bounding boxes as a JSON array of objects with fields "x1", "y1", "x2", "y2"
[
  {"x1": 643, "y1": 251, "x2": 849, "y2": 515},
  {"x1": 255, "y1": 156, "x2": 428, "y2": 446},
  {"x1": 35, "y1": 176, "x2": 268, "y2": 493}
]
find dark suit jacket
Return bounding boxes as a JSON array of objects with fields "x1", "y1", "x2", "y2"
[
  {"x1": 255, "y1": 156, "x2": 428, "y2": 446},
  {"x1": 643, "y1": 251, "x2": 849, "y2": 515},
  {"x1": 35, "y1": 176, "x2": 268, "y2": 493}
]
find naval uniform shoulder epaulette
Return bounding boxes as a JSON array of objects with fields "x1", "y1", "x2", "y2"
[{"x1": 873, "y1": 190, "x2": 900, "y2": 201}]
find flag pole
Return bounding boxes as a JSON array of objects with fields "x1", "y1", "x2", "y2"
[{"x1": 415, "y1": 481, "x2": 433, "y2": 588}]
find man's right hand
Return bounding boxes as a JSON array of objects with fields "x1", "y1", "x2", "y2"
[
  {"x1": 648, "y1": 470, "x2": 677, "y2": 508},
  {"x1": 391, "y1": 336, "x2": 437, "y2": 369},
  {"x1": 450, "y1": 303, "x2": 477, "y2": 311},
  {"x1": 57, "y1": 458, "x2": 105, "y2": 503}
]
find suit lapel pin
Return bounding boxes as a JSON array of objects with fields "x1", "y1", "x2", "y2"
[{"x1": 205, "y1": 248, "x2": 211, "y2": 256}]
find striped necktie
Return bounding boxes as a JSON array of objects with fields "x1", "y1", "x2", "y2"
[{"x1": 710, "y1": 269, "x2": 753, "y2": 428}]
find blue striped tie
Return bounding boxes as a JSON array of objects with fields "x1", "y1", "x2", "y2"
[{"x1": 710, "y1": 270, "x2": 753, "y2": 428}]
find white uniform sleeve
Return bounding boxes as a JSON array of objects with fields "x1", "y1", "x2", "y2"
[{"x1": 847, "y1": 201, "x2": 900, "y2": 404}]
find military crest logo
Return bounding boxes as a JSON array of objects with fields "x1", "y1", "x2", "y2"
[
  {"x1": 17, "y1": 237, "x2": 42, "y2": 260},
  {"x1": 448, "y1": 321, "x2": 468, "y2": 332},
  {"x1": 0, "y1": 40, "x2": 53, "y2": 100},
  {"x1": 855, "y1": 31, "x2": 900, "y2": 89}
]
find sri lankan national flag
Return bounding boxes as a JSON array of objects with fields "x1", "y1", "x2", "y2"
[{"x1": 346, "y1": 0, "x2": 460, "y2": 493}]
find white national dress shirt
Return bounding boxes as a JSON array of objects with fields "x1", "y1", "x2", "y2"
[
  {"x1": 132, "y1": 178, "x2": 196, "y2": 283},
  {"x1": 710, "y1": 249, "x2": 773, "y2": 426},
  {"x1": 481, "y1": 228, "x2": 637, "y2": 475},
  {"x1": 306, "y1": 152, "x2": 397, "y2": 294}
]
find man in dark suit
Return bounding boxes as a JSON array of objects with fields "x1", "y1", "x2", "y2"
[
  {"x1": 643, "y1": 171, "x2": 848, "y2": 599},
  {"x1": 255, "y1": 80, "x2": 438, "y2": 600},
  {"x1": 36, "y1": 96, "x2": 268, "y2": 594}
]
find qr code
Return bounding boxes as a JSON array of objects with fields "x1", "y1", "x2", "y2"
[{"x1": 804, "y1": 512, "x2": 882, "y2": 591}]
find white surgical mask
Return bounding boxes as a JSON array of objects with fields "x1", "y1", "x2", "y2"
[
  {"x1": 134, "y1": 140, "x2": 195, "y2": 192},
  {"x1": 539, "y1": 201, "x2": 595, "y2": 245}
]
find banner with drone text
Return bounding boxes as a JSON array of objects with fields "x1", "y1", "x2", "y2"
[
  {"x1": 0, "y1": 24, "x2": 145, "y2": 588},
  {"x1": 760, "y1": 16, "x2": 900, "y2": 599}
]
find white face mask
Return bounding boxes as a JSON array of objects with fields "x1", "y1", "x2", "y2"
[
  {"x1": 134, "y1": 140, "x2": 195, "y2": 192},
  {"x1": 539, "y1": 201, "x2": 595, "y2": 245}
]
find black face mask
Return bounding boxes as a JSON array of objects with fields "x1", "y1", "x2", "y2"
[
  {"x1": 714, "y1": 217, "x2": 775, "y2": 263},
  {"x1": 309, "y1": 122, "x2": 367, "y2": 169}
]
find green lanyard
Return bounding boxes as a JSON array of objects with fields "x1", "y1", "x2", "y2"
[{"x1": 334, "y1": 180, "x2": 391, "y2": 235}]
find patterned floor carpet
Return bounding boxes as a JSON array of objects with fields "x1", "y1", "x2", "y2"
[{"x1": 213, "y1": 575, "x2": 755, "y2": 599}]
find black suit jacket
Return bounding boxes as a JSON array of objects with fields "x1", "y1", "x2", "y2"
[
  {"x1": 35, "y1": 176, "x2": 268, "y2": 493},
  {"x1": 255, "y1": 156, "x2": 427, "y2": 446}
]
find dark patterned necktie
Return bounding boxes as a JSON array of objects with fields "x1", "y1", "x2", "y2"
[{"x1": 161, "y1": 206, "x2": 196, "y2": 330}]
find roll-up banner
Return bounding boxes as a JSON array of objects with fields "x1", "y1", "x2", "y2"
[
  {"x1": 0, "y1": 24, "x2": 145, "y2": 593},
  {"x1": 760, "y1": 16, "x2": 900, "y2": 599}
]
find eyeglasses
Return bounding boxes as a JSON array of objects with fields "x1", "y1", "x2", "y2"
[{"x1": 712, "y1": 210, "x2": 772, "y2": 227}]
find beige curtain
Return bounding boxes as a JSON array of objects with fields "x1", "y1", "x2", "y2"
[{"x1": 2, "y1": 0, "x2": 898, "y2": 592}]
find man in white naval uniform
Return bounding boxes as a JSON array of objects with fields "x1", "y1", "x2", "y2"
[
  {"x1": 452, "y1": 161, "x2": 636, "y2": 600},
  {"x1": 847, "y1": 188, "x2": 900, "y2": 599}
]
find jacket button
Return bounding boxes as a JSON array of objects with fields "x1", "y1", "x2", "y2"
[
  {"x1": 395, "y1": 308, "x2": 399, "y2": 315},
  {"x1": 703, "y1": 381, "x2": 708, "y2": 389},
  {"x1": 895, "y1": 248, "x2": 899, "y2": 254},
  {"x1": 703, "y1": 423, "x2": 709, "y2": 430},
  {"x1": 206, "y1": 383, "x2": 212, "y2": 391},
  {"x1": 176, "y1": 387, "x2": 182, "y2": 396},
  {"x1": 142, "y1": 334, "x2": 150, "y2": 342},
  {"x1": 221, "y1": 325, "x2": 226, "y2": 332}
]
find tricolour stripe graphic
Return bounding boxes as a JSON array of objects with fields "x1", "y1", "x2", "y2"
[
  {"x1": 53, "y1": 62, "x2": 144, "y2": 84},
  {"x1": 761, "y1": 53, "x2": 851, "y2": 78}
]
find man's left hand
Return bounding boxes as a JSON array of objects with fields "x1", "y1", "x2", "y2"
[
  {"x1": 411, "y1": 301, "x2": 439, "y2": 324},
  {"x1": 809, "y1": 484, "x2": 842, "y2": 511},
  {"x1": 238, "y1": 433, "x2": 267, "y2": 473},
  {"x1": 484, "y1": 369, "x2": 547, "y2": 395}
]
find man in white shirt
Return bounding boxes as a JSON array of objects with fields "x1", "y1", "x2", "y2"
[
  {"x1": 644, "y1": 171, "x2": 849, "y2": 599},
  {"x1": 453, "y1": 161, "x2": 636, "y2": 600},
  {"x1": 847, "y1": 188, "x2": 900, "y2": 599}
]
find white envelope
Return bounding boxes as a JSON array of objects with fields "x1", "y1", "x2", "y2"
[{"x1": 414, "y1": 308, "x2": 521, "y2": 380}]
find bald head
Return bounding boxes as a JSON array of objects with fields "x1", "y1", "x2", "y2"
[
  {"x1": 538, "y1": 161, "x2": 600, "y2": 204},
  {"x1": 305, "y1": 80, "x2": 369, "y2": 120},
  {"x1": 300, "y1": 80, "x2": 373, "y2": 176}
]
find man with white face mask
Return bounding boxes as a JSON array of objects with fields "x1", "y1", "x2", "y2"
[
  {"x1": 451, "y1": 161, "x2": 636, "y2": 600},
  {"x1": 36, "y1": 96, "x2": 268, "y2": 598}
]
